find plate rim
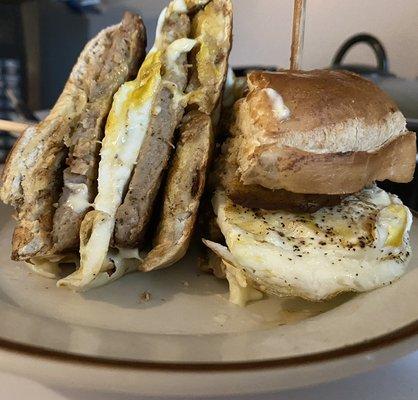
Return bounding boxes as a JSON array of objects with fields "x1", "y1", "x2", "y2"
[
  {"x1": 0, "y1": 210, "x2": 417, "y2": 373},
  {"x1": 0, "y1": 320, "x2": 416, "y2": 371}
]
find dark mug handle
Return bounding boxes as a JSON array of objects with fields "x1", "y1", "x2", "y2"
[{"x1": 332, "y1": 33, "x2": 389, "y2": 74}]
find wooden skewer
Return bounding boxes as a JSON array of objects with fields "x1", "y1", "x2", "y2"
[
  {"x1": 290, "y1": 0, "x2": 307, "y2": 70},
  {"x1": 0, "y1": 119, "x2": 31, "y2": 137}
]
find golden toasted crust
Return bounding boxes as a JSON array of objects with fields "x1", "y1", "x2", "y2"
[
  {"x1": 0, "y1": 13, "x2": 146, "y2": 260},
  {"x1": 240, "y1": 132, "x2": 416, "y2": 195},
  {"x1": 141, "y1": 111, "x2": 213, "y2": 271},
  {"x1": 232, "y1": 69, "x2": 415, "y2": 194},
  {"x1": 247, "y1": 69, "x2": 402, "y2": 140}
]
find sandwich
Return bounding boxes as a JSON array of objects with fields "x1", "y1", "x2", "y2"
[
  {"x1": 203, "y1": 69, "x2": 416, "y2": 305},
  {"x1": 1, "y1": 0, "x2": 232, "y2": 290},
  {"x1": 70, "y1": 0, "x2": 232, "y2": 289},
  {"x1": 141, "y1": 0, "x2": 232, "y2": 271},
  {"x1": 1, "y1": 11, "x2": 146, "y2": 269}
]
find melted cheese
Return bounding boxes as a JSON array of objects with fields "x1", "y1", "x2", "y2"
[
  {"x1": 28, "y1": 254, "x2": 78, "y2": 279},
  {"x1": 27, "y1": 258, "x2": 62, "y2": 279},
  {"x1": 263, "y1": 88, "x2": 290, "y2": 121},
  {"x1": 64, "y1": 182, "x2": 91, "y2": 213},
  {"x1": 224, "y1": 261, "x2": 263, "y2": 306},
  {"x1": 118, "y1": 247, "x2": 141, "y2": 260},
  {"x1": 165, "y1": 38, "x2": 197, "y2": 76},
  {"x1": 166, "y1": 38, "x2": 197, "y2": 65}
]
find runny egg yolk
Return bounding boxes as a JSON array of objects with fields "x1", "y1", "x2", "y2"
[{"x1": 380, "y1": 204, "x2": 408, "y2": 247}]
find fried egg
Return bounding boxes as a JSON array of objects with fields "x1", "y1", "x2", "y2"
[{"x1": 204, "y1": 185, "x2": 412, "y2": 303}]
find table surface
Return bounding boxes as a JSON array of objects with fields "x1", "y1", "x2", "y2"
[{"x1": 0, "y1": 351, "x2": 417, "y2": 400}]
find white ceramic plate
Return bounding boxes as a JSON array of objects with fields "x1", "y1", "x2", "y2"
[{"x1": 0, "y1": 203, "x2": 417, "y2": 397}]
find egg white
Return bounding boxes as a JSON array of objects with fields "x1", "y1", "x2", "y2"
[{"x1": 205, "y1": 186, "x2": 412, "y2": 302}]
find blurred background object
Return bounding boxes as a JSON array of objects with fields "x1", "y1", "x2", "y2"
[
  {"x1": 58, "y1": 0, "x2": 102, "y2": 13},
  {"x1": 331, "y1": 33, "x2": 418, "y2": 132},
  {"x1": 0, "y1": 0, "x2": 29, "y2": 162}
]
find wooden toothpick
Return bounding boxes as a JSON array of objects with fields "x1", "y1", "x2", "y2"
[
  {"x1": 0, "y1": 119, "x2": 31, "y2": 137},
  {"x1": 290, "y1": 0, "x2": 307, "y2": 70}
]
